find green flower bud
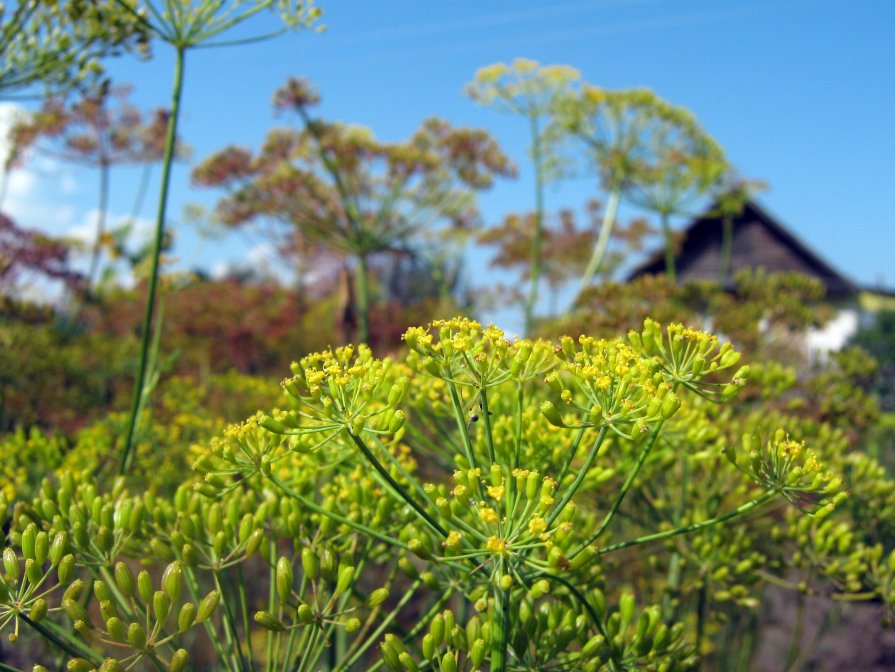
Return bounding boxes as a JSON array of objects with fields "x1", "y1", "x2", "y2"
[
  {"x1": 245, "y1": 529, "x2": 264, "y2": 557},
  {"x1": 196, "y1": 589, "x2": 220, "y2": 623},
  {"x1": 49, "y1": 532, "x2": 67, "y2": 567},
  {"x1": 582, "y1": 633, "x2": 605, "y2": 658},
  {"x1": 63, "y1": 598, "x2": 89, "y2": 624},
  {"x1": 297, "y1": 603, "x2": 314, "y2": 624},
  {"x1": 29, "y1": 597, "x2": 48, "y2": 621},
  {"x1": 128, "y1": 621, "x2": 147, "y2": 649},
  {"x1": 336, "y1": 564, "x2": 354, "y2": 595},
  {"x1": 254, "y1": 610, "x2": 285, "y2": 631},
  {"x1": 162, "y1": 562, "x2": 183, "y2": 604},
  {"x1": 430, "y1": 613, "x2": 445, "y2": 645},
  {"x1": 3, "y1": 548, "x2": 19, "y2": 582},
  {"x1": 619, "y1": 593, "x2": 635, "y2": 630},
  {"x1": 72, "y1": 522, "x2": 89, "y2": 549},
  {"x1": 320, "y1": 548, "x2": 337, "y2": 581},
  {"x1": 114, "y1": 562, "x2": 135, "y2": 598},
  {"x1": 367, "y1": 587, "x2": 389, "y2": 608},
  {"x1": 66, "y1": 659, "x2": 94, "y2": 672},
  {"x1": 276, "y1": 557, "x2": 294, "y2": 602},
  {"x1": 62, "y1": 578, "x2": 84, "y2": 603},
  {"x1": 399, "y1": 652, "x2": 418, "y2": 672},
  {"x1": 470, "y1": 637, "x2": 486, "y2": 666},
  {"x1": 150, "y1": 538, "x2": 175, "y2": 562},
  {"x1": 260, "y1": 415, "x2": 287, "y2": 434},
  {"x1": 107, "y1": 616, "x2": 127, "y2": 642},
  {"x1": 408, "y1": 538, "x2": 433, "y2": 561},
  {"x1": 397, "y1": 557, "x2": 419, "y2": 580},
  {"x1": 301, "y1": 547, "x2": 319, "y2": 580},
  {"x1": 422, "y1": 633, "x2": 435, "y2": 659},
  {"x1": 540, "y1": 400, "x2": 566, "y2": 427},
  {"x1": 169, "y1": 649, "x2": 189, "y2": 672},
  {"x1": 380, "y1": 638, "x2": 402, "y2": 672},
  {"x1": 95, "y1": 525, "x2": 114, "y2": 554},
  {"x1": 178, "y1": 602, "x2": 196, "y2": 632},
  {"x1": 441, "y1": 651, "x2": 457, "y2": 672},
  {"x1": 21, "y1": 524, "x2": 36, "y2": 560},
  {"x1": 34, "y1": 531, "x2": 49, "y2": 566},
  {"x1": 99, "y1": 599, "x2": 117, "y2": 623},
  {"x1": 344, "y1": 616, "x2": 361, "y2": 632},
  {"x1": 25, "y1": 558, "x2": 42, "y2": 585},
  {"x1": 389, "y1": 410, "x2": 406, "y2": 434},
  {"x1": 153, "y1": 591, "x2": 171, "y2": 625},
  {"x1": 137, "y1": 570, "x2": 153, "y2": 605}
]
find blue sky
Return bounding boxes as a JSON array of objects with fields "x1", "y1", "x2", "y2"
[{"x1": 3, "y1": 0, "x2": 893, "y2": 329}]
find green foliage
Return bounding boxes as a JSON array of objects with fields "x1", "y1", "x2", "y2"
[
  {"x1": 9, "y1": 311, "x2": 893, "y2": 670},
  {"x1": 0, "y1": 1, "x2": 149, "y2": 98}
]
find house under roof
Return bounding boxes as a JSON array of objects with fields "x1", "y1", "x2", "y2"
[{"x1": 627, "y1": 199, "x2": 858, "y2": 299}]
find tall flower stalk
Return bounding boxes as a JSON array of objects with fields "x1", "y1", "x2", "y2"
[
  {"x1": 117, "y1": 0, "x2": 323, "y2": 475},
  {"x1": 466, "y1": 58, "x2": 579, "y2": 336}
]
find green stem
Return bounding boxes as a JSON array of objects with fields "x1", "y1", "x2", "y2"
[
  {"x1": 523, "y1": 113, "x2": 545, "y2": 337},
  {"x1": 479, "y1": 388, "x2": 497, "y2": 465},
  {"x1": 547, "y1": 426, "x2": 607, "y2": 528},
  {"x1": 594, "y1": 490, "x2": 776, "y2": 556},
  {"x1": 268, "y1": 473, "x2": 410, "y2": 550},
  {"x1": 348, "y1": 431, "x2": 447, "y2": 537},
  {"x1": 213, "y1": 570, "x2": 251, "y2": 672},
  {"x1": 236, "y1": 564, "x2": 257, "y2": 671},
  {"x1": 86, "y1": 160, "x2": 110, "y2": 293},
  {"x1": 570, "y1": 421, "x2": 664, "y2": 559},
  {"x1": 120, "y1": 45, "x2": 186, "y2": 475},
  {"x1": 661, "y1": 210, "x2": 676, "y2": 283},
  {"x1": 19, "y1": 613, "x2": 102, "y2": 666},
  {"x1": 490, "y1": 583, "x2": 511, "y2": 672},
  {"x1": 783, "y1": 586, "x2": 806, "y2": 672},
  {"x1": 181, "y1": 563, "x2": 233, "y2": 671},
  {"x1": 574, "y1": 188, "x2": 620, "y2": 305},
  {"x1": 354, "y1": 252, "x2": 370, "y2": 345},
  {"x1": 0, "y1": 663, "x2": 25, "y2": 672}
]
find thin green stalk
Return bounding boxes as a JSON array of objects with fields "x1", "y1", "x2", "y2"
[
  {"x1": 574, "y1": 188, "x2": 620, "y2": 304},
  {"x1": 213, "y1": 570, "x2": 251, "y2": 672},
  {"x1": 86, "y1": 160, "x2": 110, "y2": 293},
  {"x1": 783, "y1": 589, "x2": 806, "y2": 672},
  {"x1": 570, "y1": 421, "x2": 665, "y2": 559},
  {"x1": 236, "y1": 564, "x2": 257, "y2": 671},
  {"x1": 120, "y1": 45, "x2": 186, "y2": 475},
  {"x1": 19, "y1": 613, "x2": 103, "y2": 666},
  {"x1": 181, "y1": 563, "x2": 233, "y2": 671},
  {"x1": 523, "y1": 113, "x2": 545, "y2": 337},
  {"x1": 268, "y1": 473, "x2": 410, "y2": 550},
  {"x1": 546, "y1": 425, "x2": 607, "y2": 527},
  {"x1": 354, "y1": 252, "x2": 370, "y2": 344},
  {"x1": 446, "y1": 380, "x2": 485, "y2": 498},
  {"x1": 662, "y1": 451, "x2": 690, "y2": 622},
  {"x1": 0, "y1": 663, "x2": 25, "y2": 672},
  {"x1": 266, "y1": 538, "x2": 277, "y2": 672},
  {"x1": 348, "y1": 431, "x2": 447, "y2": 537},
  {"x1": 479, "y1": 388, "x2": 497, "y2": 465},
  {"x1": 490, "y1": 582, "x2": 511, "y2": 672},
  {"x1": 594, "y1": 490, "x2": 776, "y2": 556}
]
